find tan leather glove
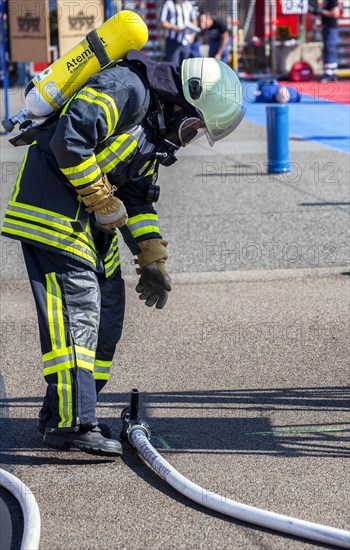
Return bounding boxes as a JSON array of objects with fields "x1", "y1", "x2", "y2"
[
  {"x1": 137, "y1": 239, "x2": 168, "y2": 269},
  {"x1": 135, "y1": 239, "x2": 171, "y2": 309},
  {"x1": 79, "y1": 176, "x2": 128, "y2": 229}
]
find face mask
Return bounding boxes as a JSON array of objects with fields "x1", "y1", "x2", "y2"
[{"x1": 164, "y1": 110, "x2": 205, "y2": 147}]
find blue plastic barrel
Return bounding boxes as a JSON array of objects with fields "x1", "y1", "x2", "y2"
[{"x1": 266, "y1": 105, "x2": 291, "y2": 173}]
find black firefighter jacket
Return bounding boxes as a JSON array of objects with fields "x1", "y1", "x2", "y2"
[{"x1": 2, "y1": 63, "x2": 164, "y2": 278}]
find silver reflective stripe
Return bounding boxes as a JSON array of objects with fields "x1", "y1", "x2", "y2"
[
  {"x1": 6, "y1": 202, "x2": 95, "y2": 248},
  {"x1": 128, "y1": 218, "x2": 160, "y2": 232},
  {"x1": 59, "y1": 370, "x2": 71, "y2": 428},
  {"x1": 94, "y1": 365, "x2": 111, "y2": 374},
  {"x1": 76, "y1": 351, "x2": 95, "y2": 365},
  {"x1": 44, "y1": 352, "x2": 74, "y2": 369},
  {"x1": 77, "y1": 89, "x2": 118, "y2": 130},
  {"x1": 98, "y1": 135, "x2": 136, "y2": 171},
  {"x1": 65, "y1": 162, "x2": 99, "y2": 182},
  {"x1": 2, "y1": 218, "x2": 96, "y2": 266},
  {"x1": 47, "y1": 273, "x2": 64, "y2": 349}
]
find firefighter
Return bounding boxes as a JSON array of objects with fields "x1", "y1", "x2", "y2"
[{"x1": 2, "y1": 51, "x2": 244, "y2": 457}]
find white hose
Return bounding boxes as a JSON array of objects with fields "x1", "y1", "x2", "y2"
[
  {"x1": 0, "y1": 468, "x2": 41, "y2": 550},
  {"x1": 129, "y1": 427, "x2": 350, "y2": 549}
]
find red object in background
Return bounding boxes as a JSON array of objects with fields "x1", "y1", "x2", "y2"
[
  {"x1": 289, "y1": 61, "x2": 315, "y2": 81},
  {"x1": 255, "y1": 0, "x2": 299, "y2": 38},
  {"x1": 31, "y1": 62, "x2": 50, "y2": 74}
]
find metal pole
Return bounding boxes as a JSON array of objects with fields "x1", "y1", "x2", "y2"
[
  {"x1": 242, "y1": 0, "x2": 257, "y2": 42},
  {"x1": 264, "y1": 0, "x2": 271, "y2": 74},
  {"x1": 270, "y1": 0, "x2": 277, "y2": 77},
  {"x1": 106, "y1": 0, "x2": 114, "y2": 19},
  {"x1": 0, "y1": 0, "x2": 9, "y2": 124},
  {"x1": 231, "y1": 0, "x2": 239, "y2": 71}
]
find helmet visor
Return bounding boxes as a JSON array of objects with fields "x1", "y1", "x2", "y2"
[
  {"x1": 178, "y1": 117, "x2": 206, "y2": 147},
  {"x1": 199, "y1": 105, "x2": 246, "y2": 147}
]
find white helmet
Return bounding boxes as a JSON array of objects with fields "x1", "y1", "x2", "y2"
[{"x1": 181, "y1": 58, "x2": 245, "y2": 147}]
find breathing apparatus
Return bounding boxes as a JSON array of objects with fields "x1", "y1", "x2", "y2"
[
  {"x1": 1, "y1": 10, "x2": 148, "y2": 140},
  {"x1": 126, "y1": 93, "x2": 204, "y2": 203}
]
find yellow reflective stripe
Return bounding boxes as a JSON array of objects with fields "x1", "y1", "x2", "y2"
[
  {"x1": 57, "y1": 370, "x2": 73, "y2": 428},
  {"x1": 61, "y1": 156, "x2": 101, "y2": 187},
  {"x1": 127, "y1": 213, "x2": 160, "y2": 239},
  {"x1": 45, "y1": 273, "x2": 66, "y2": 350},
  {"x1": 143, "y1": 159, "x2": 157, "y2": 177},
  {"x1": 57, "y1": 371, "x2": 66, "y2": 427},
  {"x1": 75, "y1": 345, "x2": 95, "y2": 371},
  {"x1": 46, "y1": 274, "x2": 56, "y2": 349},
  {"x1": 75, "y1": 345, "x2": 95, "y2": 358},
  {"x1": 104, "y1": 237, "x2": 119, "y2": 262},
  {"x1": 60, "y1": 94, "x2": 75, "y2": 116},
  {"x1": 42, "y1": 346, "x2": 75, "y2": 376},
  {"x1": 96, "y1": 134, "x2": 137, "y2": 173},
  {"x1": 96, "y1": 134, "x2": 130, "y2": 162},
  {"x1": 104, "y1": 248, "x2": 118, "y2": 262},
  {"x1": 93, "y1": 374, "x2": 109, "y2": 380},
  {"x1": 9, "y1": 199, "x2": 80, "y2": 222},
  {"x1": 95, "y1": 360, "x2": 112, "y2": 367},
  {"x1": 52, "y1": 273, "x2": 66, "y2": 348},
  {"x1": 74, "y1": 89, "x2": 115, "y2": 137},
  {"x1": 105, "y1": 258, "x2": 121, "y2": 278},
  {"x1": 44, "y1": 361, "x2": 74, "y2": 376},
  {"x1": 12, "y1": 149, "x2": 29, "y2": 201},
  {"x1": 3, "y1": 218, "x2": 96, "y2": 266},
  {"x1": 93, "y1": 358, "x2": 112, "y2": 380},
  {"x1": 79, "y1": 87, "x2": 118, "y2": 133},
  {"x1": 43, "y1": 346, "x2": 73, "y2": 363},
  {"x1": 128, "y1": 213, "x2": 158, "y2": 224},
  {"x1": 7, "y1": 200, "x2": 95, "y2": 249},
  {"x1": 132, "y1": 225, "x2": 160, "y2": 238},
  {"x1": 100, "y1": 139, "x2": 137, "y2": 174}
]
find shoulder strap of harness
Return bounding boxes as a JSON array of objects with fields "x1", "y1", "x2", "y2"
[{"x1": 86, "y1": 29, "x2": 111, "y2": 69}]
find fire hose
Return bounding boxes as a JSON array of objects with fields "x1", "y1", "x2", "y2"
[
  {"x1": 121, "y1": 389, "x2": 350, "y2": 549},
  {"x1": 0, "y1": 468, "x2": 41, "y2": 550}
]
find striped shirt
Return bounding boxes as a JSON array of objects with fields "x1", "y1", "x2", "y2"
[{"x1": 160, "y1": 0, "x2": 197, "y2": 45}]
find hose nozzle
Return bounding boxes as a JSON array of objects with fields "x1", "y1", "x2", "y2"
[{"x1": 120, "y1": 388, "x2": 151, "y2": 443}]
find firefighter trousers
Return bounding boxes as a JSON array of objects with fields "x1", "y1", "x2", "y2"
[{"x1": 22, "y1": 242, "x2": 125, "y2": 430}]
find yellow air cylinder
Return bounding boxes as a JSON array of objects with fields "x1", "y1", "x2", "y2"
[{"x1": 25, "y1": 10, "x2": 148, "y2": 117}]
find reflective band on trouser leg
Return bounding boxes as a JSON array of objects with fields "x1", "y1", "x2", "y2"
[
  {"x1": 94, "y1": 359, "x2": 112, "y2": 381},
  {"x1": 45, "y1": 273, "x2": 66, "y2": 350},
  {"x1": 42, "y1": 347, "x2": 75, "y2": 428},
  {"x1": 57, "y1": 370, "x2": 73, "y2": 428},
  {"x1": 44, "y1": 272, "x2": 75, "y2": 428}
]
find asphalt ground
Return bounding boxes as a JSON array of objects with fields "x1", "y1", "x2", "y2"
[{"x1": 0, "y1": 86, "x2": 350, "y2": 550}]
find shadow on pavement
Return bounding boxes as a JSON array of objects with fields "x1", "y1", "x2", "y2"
[{"x1": 1, "y1": 387, "x2": 349, "y2": 463}]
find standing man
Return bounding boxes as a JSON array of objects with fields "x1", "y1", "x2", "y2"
[
  {"x1": 320, "y1": 0, "x2": 340, "y2": 81},
  {"x1": 199, "y1": 12, "x2": 230, "y2": 64},
  {"x1": 159, "y1": 0, "x2": 198, "y2": 63}
]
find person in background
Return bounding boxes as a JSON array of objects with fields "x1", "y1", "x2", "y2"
[
  {"x1": 159, "y1": 0, "x2": 198, "y2": 63},
  {"x1": 199, "y1": 12, "x2": 230, "y2": 63},
  {"x1": 14, "y1": 62, "x2": 30, "y2": 86},
  {"x1": 189, "y1": 0, "x2": 202, "y2": 58},
  {"x1": 320, "y1": 0, "x2": 340, "y2": 81},
  {"x1": 254, "y1": 79, "x2": 301, "y2": 103}
]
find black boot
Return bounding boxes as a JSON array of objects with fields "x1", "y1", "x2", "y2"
[
  {"x1": 37, "y1": 417, "x2": 113, "y2": 438},
  {"x1": 43, "y1": 426, "x2": 123, "y2": 456}
]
